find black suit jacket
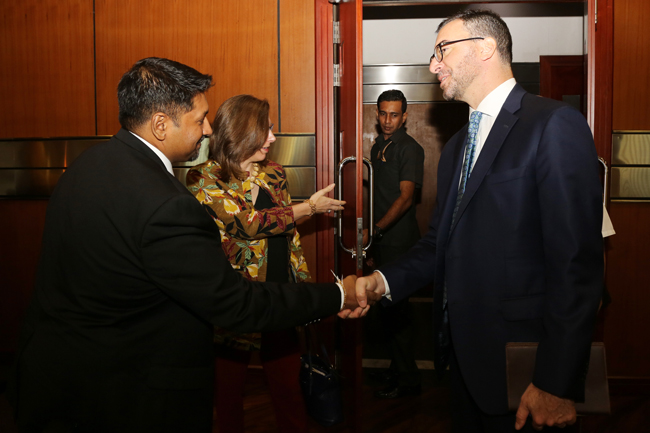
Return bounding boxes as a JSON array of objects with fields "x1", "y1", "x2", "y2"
[
  {"x1": 381, "y1": 85, "x2": 604, "y2": 414},
  {"x1": 8, "y1": 129, "x2": 341, "y2": 432}
]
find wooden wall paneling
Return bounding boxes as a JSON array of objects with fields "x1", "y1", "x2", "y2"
[
  {"x1": 587, "y1": 0, "x2": 613, "y2": 162},
  {"x1": 603, "y1": 202, "x2": 650, "y2": 377},
  {"x1": 95, "y1": 0, "x2": 279, "y2": 135},
  {"x1": 0, "y1": 0, "x2": 95, "y2": 138},
  {"x1": 613, "y1": 0, "x2": 650, "y2": 130},
  {"x1": 279, "y1": 0, "x2": 316, "y2": 133},
  {"x1": 605, "y1": 0, "x2": 650, "y2": 381},
  {"x1": 0, "y1": 200, "x2": 49, "y2": 353}
]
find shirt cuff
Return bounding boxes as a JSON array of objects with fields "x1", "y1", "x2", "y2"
[
  {"x1": 336, "y1": 281, "x2": 345, "y2": 310},
  {"x1": 374, "y1": 270, "x2": 392, "y2": 301}
]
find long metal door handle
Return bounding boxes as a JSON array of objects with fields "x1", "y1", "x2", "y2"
[
  {"x1": 362, "y1": 157, "x2": 374, "y2": 252},
  {"x1": 338, "y1": 156, "x2": 356, "y2": 257},
  {"x1": 337, "y1": 157, "x2": 374, "y2": 268}
]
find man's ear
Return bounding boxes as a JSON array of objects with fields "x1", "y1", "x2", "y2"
[
  {"x1": 480, "y1": 37, "x2": 498, "y2": 61},
  {"x1": 151, "y1": 112, "x2": 168, "y2": 141},
  {"x1": 402, "y1": 111, "x2": 408, "y2": 122}
]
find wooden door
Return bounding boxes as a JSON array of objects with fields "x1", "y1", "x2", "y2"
[
  {"x1": 315, "y1": 0, "x2": 365, "y2": 430},
  {"x1": 540, "y1": 55, "x2": 586, "y2": 116},
  {"x1": 338, "y1": 0, "x2": 365, "y2": 431}
]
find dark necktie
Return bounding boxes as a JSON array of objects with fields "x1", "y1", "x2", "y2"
[{"x1": 438, "y1": 111, "x2": 482, "y2": 368}]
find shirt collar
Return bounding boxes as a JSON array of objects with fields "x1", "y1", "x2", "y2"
[
  {"x1": 377, "y1": 126, "x2": 407, "y2": 144},
  {"x1": 471, "y1": 78, "x2": 517, "y2": 119},
  {"x1": 129, "y1": 131, "x2": 174, "y2": 175}
]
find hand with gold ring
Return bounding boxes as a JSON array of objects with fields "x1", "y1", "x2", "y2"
[{"x1": 309, "y1": 183, "x2": 345, "y2": 216}]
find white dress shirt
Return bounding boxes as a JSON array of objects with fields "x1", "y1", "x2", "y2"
[
  {"x1": 379, "y1": 78, "x2": 517, "y2": 299},
  {"x1": 468, "y1": 77, "x2": 517, "y2": 173},
  {"x1": 130, "y1": 131, "x2": 174, "y2": 175}
]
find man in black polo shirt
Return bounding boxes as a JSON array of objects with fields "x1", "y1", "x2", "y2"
[{"x1": 368, "y1": 89, "x2": 424, "y2": 398}]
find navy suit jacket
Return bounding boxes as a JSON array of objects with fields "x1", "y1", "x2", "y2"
[
  {"x1": 8, "y1": 129, "x2": 341, "y2": 432},
  {"x1": 381, "y1": 84, "x2": 604, "y2": 414}
]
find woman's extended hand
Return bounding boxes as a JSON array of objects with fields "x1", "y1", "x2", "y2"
[{"x1": 309, "y1": 183, "x2": 345, "y2": 216}]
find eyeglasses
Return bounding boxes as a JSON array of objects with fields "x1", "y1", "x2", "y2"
[{"x1": 430, "y1": 37, "x2": 485, "y2": 63}]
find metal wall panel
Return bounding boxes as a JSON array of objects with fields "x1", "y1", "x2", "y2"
[
  {"x1": 610, "y1": 131, "x2": 650, "y2": 201},
  {"x1": 363, "y1": 65, "x2": 437, "y2": 84},
  {"x1": 612, "y1": 133, "x2": 650, "y2": 165},
  {"x1": 177, "y1": 134, "x2": 316, "y2": 199},
  {"x1": 610, "y1": 167, "x2": 650, "y2": 199},
  {"x1": 0, "y1": 138, "x2": 109, "y2": 168},
  {"x1": 0, "y1": 134, "x2": 315, "y2": 199},
  {"x1": 364, "y1": 83, "x2": 441, "y2": 104},
  {"x1": 362, "y1": 63, "x2": 540, "y2": 104},
  {"x1": 0, "y1": 169, "x2": 65, "y2": 197}
]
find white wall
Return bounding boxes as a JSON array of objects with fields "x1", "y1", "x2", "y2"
[{"x1": 363, "y1": 17, "x2": 585, "y2": 65}]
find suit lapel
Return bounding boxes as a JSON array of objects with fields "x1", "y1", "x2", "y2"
[
  {"x1": 439, "y1": 127, "x2": 469, "y2": 242},
  {"x1": 448, "y1": 85, "x2": 526, "y2": 234}
]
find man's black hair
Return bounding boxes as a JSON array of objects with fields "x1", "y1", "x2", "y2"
[
  {"x1": 117, "y1": 57, "x2": 213, "y2": 131},
  {"x1": 377, "y1": 89, "x2": 407, "y2": 114}
]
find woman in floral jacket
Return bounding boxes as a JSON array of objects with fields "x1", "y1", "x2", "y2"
[{"x1": 186, "y1": 94, "x2": 344, "y2": 433}]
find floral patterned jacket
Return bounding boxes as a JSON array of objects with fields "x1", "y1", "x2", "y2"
[{"x1": 186, "y1": 159, "x2": 311, "y2": 350}]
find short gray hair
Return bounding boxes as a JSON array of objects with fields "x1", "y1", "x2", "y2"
[{"x1": 438, "y1": 9, "x2": 512, "y2": 66}]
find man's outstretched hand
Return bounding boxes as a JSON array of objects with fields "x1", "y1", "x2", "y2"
[{"x1": 337, "y1": 273, "x2": 386, "y2": 319}]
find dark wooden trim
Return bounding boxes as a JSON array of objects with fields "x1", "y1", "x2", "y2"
[
  {"x1": 588, "y1": 0, "x2": 614, "y2": 347},
  {"x1": 353, "y1": 0, "x2": 365, "y2": 281},
  {"x1": 588, "y1": 0, "x2": 614, "y2": 167},
  {"x1": 314, "y1": 0, "x2": 337, "y2": 283}
]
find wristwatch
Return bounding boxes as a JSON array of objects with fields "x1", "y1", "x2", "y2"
[{"x1": 373, "y1": 225, "x2": 384, "y2": 241}]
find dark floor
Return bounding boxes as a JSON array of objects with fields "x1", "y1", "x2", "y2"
[{"x1": 2, "y1": 363, "x2": 649, "y2": 433}]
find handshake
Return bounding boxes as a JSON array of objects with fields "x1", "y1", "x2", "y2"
[{"x1": 336, "y1": 273, "x2": 387, "y2": 319}]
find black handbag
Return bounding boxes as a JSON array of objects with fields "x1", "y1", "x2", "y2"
[{"x1": 299, "y1": 323, "x2": 344, "y2": 427}]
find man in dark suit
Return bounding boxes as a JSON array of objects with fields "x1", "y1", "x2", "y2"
[
  {"x1": 347, "y1": 10, "x2": 603, "y2": 432},
  {"x1": 8, "y1": 57, "x2": 368, "y2": 433}
]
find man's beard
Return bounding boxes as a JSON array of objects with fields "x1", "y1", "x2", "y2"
[
  {"x1": 186, "y1": 139, "x2": 204, "y2": 162},
  {"x1": 186, "y1": 148, "x2": 200, "y2": 162},
  {"x1": 441, "y1": 52, "x2": 479, "y2": 102}
]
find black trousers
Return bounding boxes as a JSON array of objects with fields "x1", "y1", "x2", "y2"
[{"x1": 375, "y1": 243, "x2": 421, "y2": 387}]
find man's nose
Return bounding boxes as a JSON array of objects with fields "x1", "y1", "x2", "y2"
[
  {"x1": 203, "y1": 118, "x2": 213, "y2": 136},
  {"x1": 429, "y1": 59, "x2": 442, "y2": 74}
]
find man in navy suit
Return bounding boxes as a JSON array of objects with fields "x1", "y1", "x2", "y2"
[{"x1": 345, "y1": 10, "x2": 603, "y2": 432}]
